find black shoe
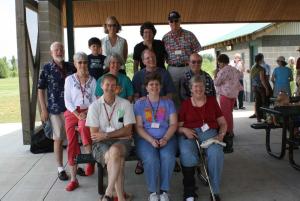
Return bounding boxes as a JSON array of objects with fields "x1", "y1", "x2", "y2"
[
  {"x1": 239, "y1": 106, "x2": 246, "y2": 110},
  {"x1": 76, "y1": 167, "x2": 86, "y2": 176},
  {"x1": 210, "y1": 194, "x2": 221, "y2": 201},
  {"x1": 223, "y1": 134, "x2": 234, "y2": 154},
  {"x1": 58, "y1": 170, "x2": 68, "y2": 181},
  {"x1": 233, "y1": 106, "x2": 238, "y2": 110},
  {"x1": 249, "y1": 114, "x2": 257, "y2": 118}
]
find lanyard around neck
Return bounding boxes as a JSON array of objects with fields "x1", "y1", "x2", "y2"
[
  {"x1": 103, "y1": 102, "x2": 116, "y2": 127},
  {"x1": 147, "y1": 96, "x2": 160, "y2": 122}
]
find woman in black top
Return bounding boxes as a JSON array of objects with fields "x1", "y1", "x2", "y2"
[{"x1": 133, "y1": 21, "x2": 167, "y2": 73}]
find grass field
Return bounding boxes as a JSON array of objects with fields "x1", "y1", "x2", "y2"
[{"x1": 0, "y1": 77, "x2": 21, "y2": 123}]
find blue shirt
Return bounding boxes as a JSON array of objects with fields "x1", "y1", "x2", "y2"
[
  {"x1": 272, "y1": 66, "x2": 292, "y2": 96},
  {"x1": 38, "y1": 60, "x2": 76, "y2": 114},
  {"x1": 132, "y1": 68, "x2": 176, "y2": 97},
  {"x1": 134, "y1": 98, "x2": 176, "y2": 139}
]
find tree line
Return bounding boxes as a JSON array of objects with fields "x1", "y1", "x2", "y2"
[{"x1": 0, "y1": 56, "x2": 18, "y2": 78}]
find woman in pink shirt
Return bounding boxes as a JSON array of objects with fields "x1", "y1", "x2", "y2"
[{"x1": 214, "y1": 54, "x2": 242, "y2": 153}]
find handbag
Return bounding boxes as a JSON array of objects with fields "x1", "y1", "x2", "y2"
[
  {"x1": 30, "y1": 126, "x2": 54, "y2": 154},
  {"x1": 43, "y1": 120, "x2": 53, "y2": 139}
]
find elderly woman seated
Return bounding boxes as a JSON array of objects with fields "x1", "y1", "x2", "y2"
[
  {"x1": 177, "y1": 75, "x2": 227, "y2": 201},
  {"x1": 134, "y1": 72, "x2": 178, "y2": 201},
  {"x1": 95, "y1": 53, "x2": 134, "y2": 102},
  {"x1": 64, "y1": 52, "x2": 97, "y2": 191}
]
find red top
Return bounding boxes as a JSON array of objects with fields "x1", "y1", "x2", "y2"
[
  {"x1": 296, "y1": 58, "x2": 300, "y2": 70},
  {"x1": 178, "y1": 96, "x2": 223, "y2": 129}
]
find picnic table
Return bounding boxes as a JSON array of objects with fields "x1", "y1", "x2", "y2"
[{"x1": 259, "y1": 105, "x2": 300, "y2": 171}]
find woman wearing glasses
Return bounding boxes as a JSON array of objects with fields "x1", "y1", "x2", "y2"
[
  {"x1": 101, "y1": 16, "x2": 128, "y2": 74},
  {"x1": 64, "y1": 52, "x2": 97, "y2": 191}
]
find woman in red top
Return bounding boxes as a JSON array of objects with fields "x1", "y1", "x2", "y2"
[{"x1": 178, "y1": 75, "x2": 227, "y2": 201}]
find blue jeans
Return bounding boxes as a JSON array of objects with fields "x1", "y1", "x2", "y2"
[
  {"x1": 136, "y1": 135, "x2": 177, "y2": 193},
  {"x1": 178, "y1": 128, "x2": 224, "y2": 194}
]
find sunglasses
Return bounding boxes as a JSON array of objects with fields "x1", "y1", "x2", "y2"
[
  {"x1": 169, "y1": 19, "x2": 179, "y2": 23},
  {"x1": 191, "y1": 60, "x2": 202, "y2": 64},
  {"x1": 107, "y1": 24, "x2": 117, "y2": 28},
  {"x1": 77, "y1": 61, "x2": 88, "y2": 64}
]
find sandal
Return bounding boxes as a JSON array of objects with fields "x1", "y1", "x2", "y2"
[
  {"x1": 102, "y1": 195, "x2": 113, "y2": 201},
  {"x1": 135, "y1": 161, "x2": 144, "y2": 175},
  {"x1": 113, "y1": 192, "x2": 132, "y2": 201}
]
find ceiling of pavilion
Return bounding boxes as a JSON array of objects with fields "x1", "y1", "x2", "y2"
[{"x1": 61, "y1": 0, "x2": 300, "y2": 27}]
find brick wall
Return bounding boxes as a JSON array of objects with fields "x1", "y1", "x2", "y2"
[{"x1": 38, "y1": 1, "x2": 63, "y2": 67}]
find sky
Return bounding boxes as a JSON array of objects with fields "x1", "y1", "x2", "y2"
[{"x1": 0, "y1": 1, "x2": 249, "y2": 60}]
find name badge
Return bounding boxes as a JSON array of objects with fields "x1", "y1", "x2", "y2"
[
  {"x1": 175, "y1": 50, "x2": 182, "y2": 55},
  {"x1": 106, "y1": 126, "x2": 116, "y2": 132},
  {"x1": 201, "y1": 123, "x2": 210, "y2": 132},
  {"x1": 151, "y1": 122, "x2": 160, "y2": 129}
]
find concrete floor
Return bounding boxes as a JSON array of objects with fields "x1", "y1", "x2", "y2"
[{"x1": 0, "y1": 103, "x2": 300, "y2": 201}]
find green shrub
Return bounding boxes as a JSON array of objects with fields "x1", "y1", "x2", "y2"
[{"x1": 0, "y1": 59, "x2": 9, "y2": 78}]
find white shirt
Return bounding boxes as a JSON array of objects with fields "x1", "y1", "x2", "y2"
[
  {"x1": 86, "y1": 96, "x2": 135, "y2": 133},
  {"x1": 64, "y1": 74, "x2": 97, "y2": 112},
  {"x1": 101, "y1": 35, "x2": 126, "y2": 69}
]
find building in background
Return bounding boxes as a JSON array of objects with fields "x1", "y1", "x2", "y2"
[{"x1": 203, "y1": 22, "x2": 300, "y2": 101}]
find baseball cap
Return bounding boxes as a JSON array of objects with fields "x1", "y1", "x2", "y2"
[{"x1": 168, "y1": 10, "x2": 181, "y2": 21}]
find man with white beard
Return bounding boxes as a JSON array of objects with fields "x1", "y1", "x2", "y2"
[{"x1": 38, "y1": 42, "x2": 76, "y2": 181}]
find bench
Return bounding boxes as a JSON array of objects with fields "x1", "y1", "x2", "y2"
[
  {"x1": 251, "y1": 122, "x2": 284, "y2": 159},
  {"x1": 74, "y1": 146, "x2": 138, "y2": 195}
]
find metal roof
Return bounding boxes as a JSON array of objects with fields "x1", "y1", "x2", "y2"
[{"x1": 204, "y1": 23, "x2": 272, "y2": 46}]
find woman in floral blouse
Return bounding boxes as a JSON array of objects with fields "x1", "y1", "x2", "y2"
[{"x1": 214, "y1": 54, "x2": 242, "y2": 153}]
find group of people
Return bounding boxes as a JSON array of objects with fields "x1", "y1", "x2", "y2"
[
  {"x1": 38, "y1": 11, "x2": 249, "y2": 201},
  {"x1": 249, "y1": 52, "x2": 300, "y2": 123}
]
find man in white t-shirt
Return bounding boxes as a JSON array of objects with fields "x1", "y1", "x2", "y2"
[{"x1": 86, "y1": 74, "x2": 135, "y2": 201}]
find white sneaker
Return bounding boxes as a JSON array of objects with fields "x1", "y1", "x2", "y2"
[
  {"x1": 186, "y1": 197, "x2": 194, "y2": 201},
  {"x1": 148, "y1": 192, "x2": 159, "y2": 201},
  {"x1": 160, "y1": 192, "x2": 170, "y2": 201}
]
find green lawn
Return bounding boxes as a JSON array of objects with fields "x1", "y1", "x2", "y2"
[{"x1": 0, "y1": 77, "x2": 21, "y2": 123}]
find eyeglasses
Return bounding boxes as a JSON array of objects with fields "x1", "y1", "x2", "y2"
[
  {"x1": 107, "y1": 24, "x2": 117, "y2": 28},
  {"x1": 169, "y1": 19, "x2": 179, "y2": 23},
  {"x1": 77, "y1": 61, "x2": 88, "y2": 64},
  {"x1": 191, "y1": 60, "x2": 202, "y2": 64}
]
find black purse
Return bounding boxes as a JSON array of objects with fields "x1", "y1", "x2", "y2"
[{"x1": 30, "y1": 126, "x2": 54, "y2": 154}]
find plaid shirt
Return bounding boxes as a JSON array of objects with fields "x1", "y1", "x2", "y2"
[
  {"x1": 38, "y1": 60, "x2": 76, "y2": 114},
  {"x1": 162, "y1": 28, "x2": 201, "y2": 65},
  {"x1": 179, "y1": 69, "x2": 216, "y2": 100}
]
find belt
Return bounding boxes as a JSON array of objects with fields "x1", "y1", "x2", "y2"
[{"x1": 168, "y1": 63, "x2": 189, "y2": 67}]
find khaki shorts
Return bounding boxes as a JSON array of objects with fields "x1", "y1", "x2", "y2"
[
  {"x1": 49, "y1": 113, "x2": 66, "y2": 140},
  {"x1": 92, "y1": 139, "x2": 132, "y2": 166}
]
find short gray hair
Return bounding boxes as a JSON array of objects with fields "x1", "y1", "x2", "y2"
[
  {"x1": 73, "y1": 52, "x2": 88, "y2": 62},
  {"x1": 189, "y1": 74, "x2": 205, "y2": 89},
  {"x1": 106, "y1": 53, "x2": 124, "y2": 66},
  {"x1": 50, "y1": 41, "x2": 64, "y2": 51}
]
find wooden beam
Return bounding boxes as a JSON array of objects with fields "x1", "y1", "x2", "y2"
[
  {"x1": 66, "y1": 0, "x2": 75, "y2": 62},
  {"x1": 15, "y1": 0, "x2": 31, "y2": 145}
]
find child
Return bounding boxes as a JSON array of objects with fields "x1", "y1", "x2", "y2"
[{"x1": 87, "y1": 37, "x2": 106, "y2": 80}]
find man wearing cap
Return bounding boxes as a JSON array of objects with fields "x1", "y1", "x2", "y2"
[
  {"x1": 162, "y1": 11, "x2": 201, "y2": 107},
  {"x1": 296, "y1": 47, "x2": 300, "y2": 95}
]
